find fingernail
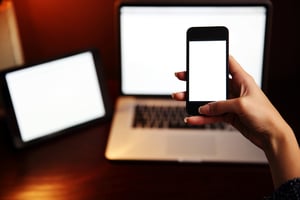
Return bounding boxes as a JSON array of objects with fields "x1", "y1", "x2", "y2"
[
  {"x1": 171, "y1": 93, "x2": 175, "y2": 99},
  {"x1": 198, "y1": 106, "x2": 202, "y2": 114},
  {"x1": 174, "y1": 72, "x2": 178, "y2": 77},
  {"x1": 184, "y1": 117, "x2": 188, "y2": 123}
]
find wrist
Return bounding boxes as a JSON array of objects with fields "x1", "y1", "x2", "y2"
[
  {"x1": 265, "y1": 117, "x2": 295, "y2": 156},
  {"x1": 264, "y1": 120, "x2": 300, "y2": 188}
]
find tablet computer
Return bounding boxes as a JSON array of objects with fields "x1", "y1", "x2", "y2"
[{"x1": 0, "y1": 49, "x2": 111, "y2": 148}]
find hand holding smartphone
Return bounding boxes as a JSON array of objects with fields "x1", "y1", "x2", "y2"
[{"x1": 186, "y1": 26, "x2": 229, "y2": 116}]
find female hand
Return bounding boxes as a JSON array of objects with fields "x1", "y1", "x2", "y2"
[
  {"x1": 173, "y1": 56, "x2": 300, "y2": 188},
  {"x1": 173, "y1": 56, "x2": 288, "y2": 150}
]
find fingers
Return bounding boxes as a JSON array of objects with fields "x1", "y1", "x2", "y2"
[
  {"x1": 172, "y1": 91, "x2": 186, "y2": 101},
  {"x1": 172, "y1": 72, "x2": 186, "y2": 101},
  {"x1": 199, "y1": 99, "x2": 239, "y2": 116},
  {"x1": 174, "y1": 71, "x2": 186, "y2": 81},
  {"x1": 173, "y1": 95, "x2": 239, "y2": 116},
  {"x1": 173, "y1": 72, "x2": 186, "y2": 101},
  {"x1": 184, "y1": 115, "x2": 224, "y2": 125}
]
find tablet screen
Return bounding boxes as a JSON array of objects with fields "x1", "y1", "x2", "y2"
[{"x1": 1, "y1": 50, "x2": 110, "y2": 147}]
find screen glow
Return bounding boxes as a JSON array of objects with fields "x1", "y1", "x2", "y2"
[
  {"x1": 6, "y1": 52, "x2": 106, "y2": 142},
  {"x1": 120, "y1": 6, "x2": 267, "y2": 95}
]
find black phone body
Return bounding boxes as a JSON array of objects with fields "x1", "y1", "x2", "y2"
[{"x1": 186, "y1": 26, "x2": 229, "y2": 116}]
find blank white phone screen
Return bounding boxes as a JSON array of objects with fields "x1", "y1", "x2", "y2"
[
  {"x1": 189, "y1": 40, "x2": 226, "y2": 101},
  {"x1": 5, "y1": 52, "x2": 106, "y2": 142}
]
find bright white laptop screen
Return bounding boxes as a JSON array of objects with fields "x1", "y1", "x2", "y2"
[
  {"x1": 120, "y1": 5, "x2": 268, "y2": 95},
  {"x1": 5, "y1": 51, "x2": 106, "y2": 142}
]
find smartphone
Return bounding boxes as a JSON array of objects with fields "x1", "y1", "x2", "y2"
[{"x1": 186, "y1": 26, "x2": 229, "y2": 116}]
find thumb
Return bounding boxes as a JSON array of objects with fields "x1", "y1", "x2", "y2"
[{"x1": 199, "y1": 99, "x2": 238, "y2": 116}]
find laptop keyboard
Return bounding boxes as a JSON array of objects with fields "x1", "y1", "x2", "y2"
[{"x1": 133, "y1": 105, "x2": 232, "y2": 130}]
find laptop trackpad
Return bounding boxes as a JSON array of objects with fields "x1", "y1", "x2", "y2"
[{"x1": 166, "y1": 134, "x2": 216, "y2": 159}]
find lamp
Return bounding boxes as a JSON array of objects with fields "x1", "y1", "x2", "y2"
[
  {"x1": 0, "y1": 0, "x2": 24, "y2": 70},
  {"x1": 0, "y1": 0, "x2": 24, "y2": 118}
]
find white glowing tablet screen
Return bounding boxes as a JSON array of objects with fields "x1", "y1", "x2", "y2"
[{"x1": 6, "y1": 52, "x2": 106, "y2": 142}]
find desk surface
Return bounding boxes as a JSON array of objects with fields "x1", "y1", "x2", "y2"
[{"x1": 0, "y1": 80, "x2": 275, "y2": 200}]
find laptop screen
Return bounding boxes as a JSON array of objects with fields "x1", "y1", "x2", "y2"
[{"x1": 119, "y1": 5, "x2": 269, "y2": 95}]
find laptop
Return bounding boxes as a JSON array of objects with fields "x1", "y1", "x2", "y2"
[
  {"x1": 0, "y1": 50, "x2": 111, "y2": 148},
  {"x1": 105, "y1": 0, "x2": 272, "y2": 163}
]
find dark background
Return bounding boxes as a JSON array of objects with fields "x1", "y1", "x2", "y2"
[
  {"x1": 12, "y1": 0, "x2": 300, "y2": 140},
  {"x1": 0, "y1": 1, "x2": 298, "y2": 199}
]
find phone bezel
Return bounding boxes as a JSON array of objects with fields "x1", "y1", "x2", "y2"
[{"x1": 186, "y1": 26, "x2": 229, "y2": 116}]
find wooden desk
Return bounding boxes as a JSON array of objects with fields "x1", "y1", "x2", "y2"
[{"x1": 0, "y1": 81, "x2": 274, "y2": 200}]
